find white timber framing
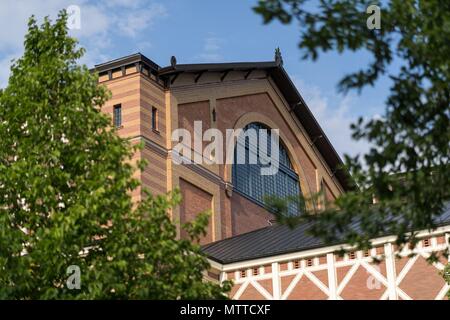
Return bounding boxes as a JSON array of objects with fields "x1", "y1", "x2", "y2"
[
  {"x1": 326, "y1": 253, "x2": 338, "y2": 299},
  {"x1": 384, "y1": 243, "x2": 398, "y2": 300},
  {"x1": 208, "y1": 225, "x2": 450, "y2": 300},
  {"x1": 271, "y1": 262, "x2": 281, "y2": 300}
]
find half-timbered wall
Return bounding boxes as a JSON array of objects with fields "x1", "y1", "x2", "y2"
[{"x1": 214, "y1": 230, "x2": 450, "y2": 300}]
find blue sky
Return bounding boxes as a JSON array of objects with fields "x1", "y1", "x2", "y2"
[{"x1": 0, "y1": 0, "x2": 391, "y2": 158}]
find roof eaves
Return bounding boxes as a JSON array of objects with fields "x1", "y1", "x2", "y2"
[
  {"x1": 158, "y1": 61, "x2": 278, "y2": 76},
  {"x1": 93, "y1": 52, "x2": 161, "y2": 73}
]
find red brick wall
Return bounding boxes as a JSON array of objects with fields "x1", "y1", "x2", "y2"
[
  {"x1": 175, "y1": 93, "x2": 341, "y2": 238},
  {"x1": 285, "y1": 274, "x2": 328, "y2": 300},
  {"x1": 141, "y1": 146, "x2": 166, "y2": 196},
  {"x1": 338, "y1": 261, "x2": 387, "y2": 300},
  {"x1": 230, "y1": 192, "x2": 273, "y2": 235},
  {"x1": 101, "y1": 72, "x2": 168, "y2": 200},
  {"x1": 216, "y1": 93, "x2": 320, "y2": 237},
  {"x1": 140, "y1": 77, "x2": 166, "y2": 147},
  {"x1": 397, "y1": 255, "x2": 447, "y2": 300},
  {"x1": 323, "y1": 179, "x2": 337, "y2": 203},
  {"x1": 178, "y1": 100, "x2": 211, "y2": 149},
  {"x1": 179, "y1": 178, "x2": 213, "y2": 244},
  {"x1": 102, "y1": 71, "x2": 345, "y2": 242},
  {"x1": 216, "y1": 93, "x2": 318, "y2": 193},
  {"x1": 101, "y1": 74, "x2": 141, "y2": 139}
]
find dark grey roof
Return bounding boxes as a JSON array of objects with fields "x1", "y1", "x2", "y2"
[{"x1": 202, "y1": 204, "x2": 450, "y2": 264}]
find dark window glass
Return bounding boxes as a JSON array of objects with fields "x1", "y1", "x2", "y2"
[
  {"x1": 151, "y1": 107, "x2": 158, "y2": 130},
  {"x1": 113, "y1": 104, "x2": 122, "y2": 128},
  {"x1": 232, "y1": 122, "x2": 301, "y2": 215}
]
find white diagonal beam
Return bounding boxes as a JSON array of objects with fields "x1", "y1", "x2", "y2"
[
  {"x1": 251, "y1": 280, "x2": 273, "y2": 300},
  {"x1": 233, "y1": 281, "x2": 249, "y2": 300},
  {"x1": 281, "y1": 271, "x2": 303, "y2": 300},
  {"x1": 337, "y1": 262, "x2": 360, "y2": 296}
]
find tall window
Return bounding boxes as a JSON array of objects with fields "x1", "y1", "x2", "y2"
[
  {"x1": 151, "y1": 106, "x2": 158, "y2": 131},
  {"x1": 232, "y1": 122, "x2": 301, "y2": 215},
  {"x1": 113, "y1": 104, "x2": 122, "y2": 128}
]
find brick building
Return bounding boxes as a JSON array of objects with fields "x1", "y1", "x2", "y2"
[{"x1": 94, "y1": 52, "x2": 450, "y2": 300}]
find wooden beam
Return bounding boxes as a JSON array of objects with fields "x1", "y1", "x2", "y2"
[
  {"x1": 244, "y1": 68, "x2": 254, "y2": 79},
  {"x1": 135, "y1": 62, "x2": 142, "y2": 73},
  {"x1": 384, "y1": 243, "x2": 399, "y2": 300},
  {"x1": 289, "y1": 102, "x2": 301, "y2": 113},
  {"x1": 170, "y1": 72, "x2": 181, "y2": 85},
  {"x1": 195, "y1": 71, "x2": 205, "y2": 83},
  {"x1": 220, "y1": 69, "x2": 231, "y2": 82},
  {"x1": 271, "y1": 262, "x2": 281, "y2": 300},
  {"x1": 327, "y1": 253, "x2": 338, "y2": 300}
]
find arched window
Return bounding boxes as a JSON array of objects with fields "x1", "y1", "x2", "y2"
[{"x1": 232, "y1": 122, "x2": 301, "y2": 215}]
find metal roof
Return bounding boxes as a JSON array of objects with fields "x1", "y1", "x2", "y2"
[{"x1": 202, "y1": 203, "x2": 450, "y2": 264}]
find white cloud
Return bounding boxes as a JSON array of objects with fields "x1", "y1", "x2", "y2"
[
  {"x1": 292, "y1": 77, "x2": 373, "y2": 159},
  {"x1": 117, "y1": 4, "x2": 167, "y2": 37},
  {"x1": 68, "y1": 3, "x2": 110, "y2": 39},
  {"x1": 196, "y1": 34, "x2": 225, "y2": 62},
  {"x1": 0, "y1": 0, "x2": 167, "y2": 88},
  {"x1": 103, "y1": 0, "x2": 145, "y2": 9}
]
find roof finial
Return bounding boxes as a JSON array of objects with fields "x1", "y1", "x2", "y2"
[
  {"x1": 274, "y1": 47, "x2": 283, "y2": 66},
  {"x1": 170, "y1": 55, "x2": 177, "y2": 68}
]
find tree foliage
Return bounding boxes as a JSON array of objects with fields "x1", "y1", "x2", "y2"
[
  {"x1": 255, "y1": 0, "x2": 449, "y2": 271},
  {"x1": 0, "y1": 11, "x2": 230, "y2": 299}
]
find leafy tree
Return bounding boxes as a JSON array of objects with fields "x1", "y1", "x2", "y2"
[
  {"x1": 0, "y1": 11, "x2": 230, "y2": 299},
  {"x1": 255, "y1": 0, "x2": 449, "y2": 280}
]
